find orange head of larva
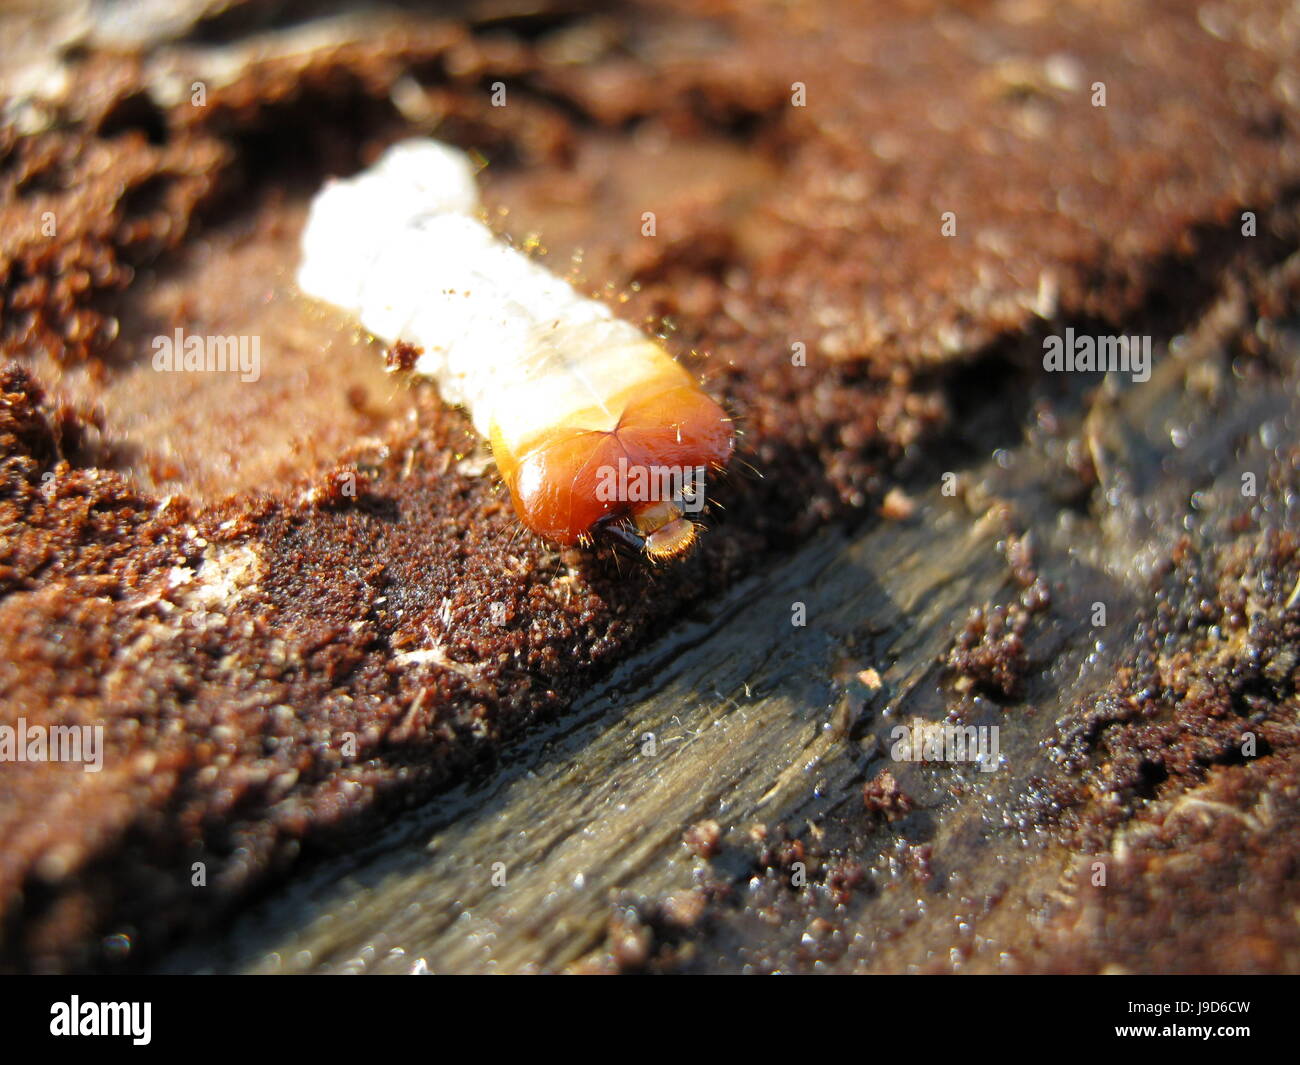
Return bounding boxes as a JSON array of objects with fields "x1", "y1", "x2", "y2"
[{"x1": 497, "y1": 381, "x2": 733, "y2": 561}]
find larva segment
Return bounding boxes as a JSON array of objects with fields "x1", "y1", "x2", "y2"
[{"x1": 297, "y1": 138, "x2": 734, "y2": 560}]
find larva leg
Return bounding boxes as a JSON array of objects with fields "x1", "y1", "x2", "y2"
[{"x1": 592, "y1": 514, "x2": 648, "y2": 555}]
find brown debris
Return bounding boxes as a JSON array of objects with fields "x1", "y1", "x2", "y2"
[
  {"x1": 946, "y1": 602, "x2": 1033, "y2": 701},
  {"x1": 861, "y1": 769, "x2": 913, "y2": 821},
  {"x1": 682, "y1": 819, "x2": 722, "y2": 859}
]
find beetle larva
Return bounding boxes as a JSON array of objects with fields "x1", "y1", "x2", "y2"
[{"x1": 297, "y1": 139, "x2": 733, "y2": 560}]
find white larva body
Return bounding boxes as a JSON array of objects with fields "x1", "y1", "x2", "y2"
[
  {"x1": 297, "y1": 138, "x2": 734, "y2": 558},
  {"x1": 297, "y1": 140, "x2": 676, "y2": 457}
]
